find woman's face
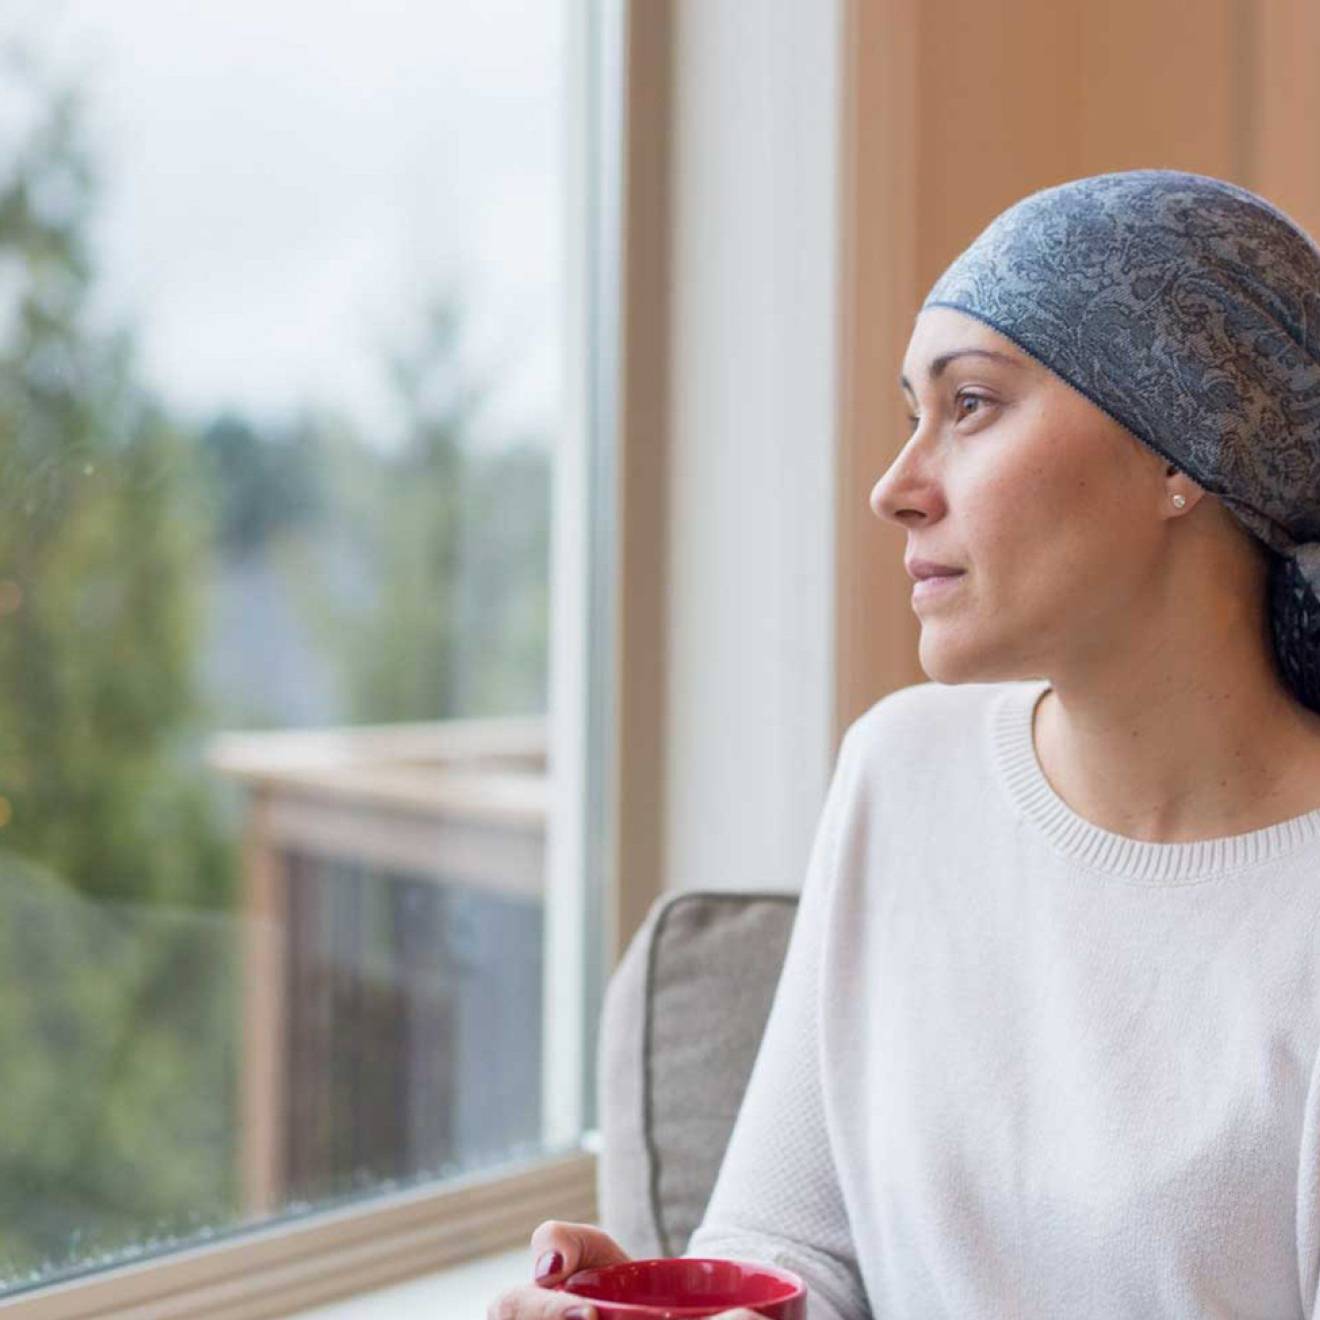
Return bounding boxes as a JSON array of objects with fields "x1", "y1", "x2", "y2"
[{"x1": 871, "y1": 306, "x2": 1170, "y2": 683}]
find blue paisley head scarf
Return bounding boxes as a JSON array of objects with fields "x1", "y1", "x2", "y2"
[{"x1": 921, "y1": 168, "x2": 1320, "y2": 712}]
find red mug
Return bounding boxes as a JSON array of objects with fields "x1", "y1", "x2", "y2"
[{"x1": 549, "y1": 1256, "x2": 807, "y2": 1319}]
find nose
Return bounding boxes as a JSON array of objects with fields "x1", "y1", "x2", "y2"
[
  {"x1": 869, "y1": 438, "x2": 940, "y2": 526},
  {"x1": 868, "y1": 473, "x2": 891, "y2": 520}
]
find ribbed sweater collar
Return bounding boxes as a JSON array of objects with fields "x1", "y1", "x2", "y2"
[{"x1": 991, "y1": 678, "x2": 1320, "y2": 882}]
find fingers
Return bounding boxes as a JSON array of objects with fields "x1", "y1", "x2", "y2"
[
  {"x1": 526, "y1": 1219, "x2": 632, "y2": 1288},
  {"x1": 486, "y1": 1282, "x2": 600, "y2": 1320},
  {"x1": 710, "y1": 1312, "x2": 766, "y2": 1320}
]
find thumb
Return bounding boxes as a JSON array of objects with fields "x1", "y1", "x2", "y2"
[{"x1": 529, "y1": 1219, "x2": 632, "y2": 1286}]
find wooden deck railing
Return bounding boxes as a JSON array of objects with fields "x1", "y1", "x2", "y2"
[{"x1": 205, "y1": 717, "x2": 549, "y2": 1217}]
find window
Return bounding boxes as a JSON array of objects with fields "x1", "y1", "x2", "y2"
[{"x1": 0, "y1": 0, "x2": 616, "y2": 1308}]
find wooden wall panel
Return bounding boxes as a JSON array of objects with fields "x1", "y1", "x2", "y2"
[
  {"x1": 836, "y1": 0, "x2": 1320, "y2": 738},
  {"x1": 1255, "y1": 0, "x2": 1320, "y2": 234}
]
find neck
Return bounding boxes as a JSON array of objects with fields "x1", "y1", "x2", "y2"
[{"x1": 1033, "y1": 664, "x2": 1320, "y2": 844}]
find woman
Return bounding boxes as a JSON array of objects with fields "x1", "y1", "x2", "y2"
[{"x1": 490, "y1": 169, "x2": 1320, "y2": 1319}]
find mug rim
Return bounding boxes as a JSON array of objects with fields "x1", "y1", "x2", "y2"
[{"x1": 553, "y1": 1255, "x2": 807, "y2": 1316}]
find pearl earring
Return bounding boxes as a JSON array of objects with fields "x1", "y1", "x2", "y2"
[{"x1": 1171, "y1": 494, "x2": 1186, "y2": 508}]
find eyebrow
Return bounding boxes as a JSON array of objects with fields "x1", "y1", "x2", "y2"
[{"x1": 899, "y1": 348, "x2": 1025, "y2": 394}]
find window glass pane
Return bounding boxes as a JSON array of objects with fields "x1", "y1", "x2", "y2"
[{"x1": 0, "y1": 0, "x2": 578, "y2": 1292}]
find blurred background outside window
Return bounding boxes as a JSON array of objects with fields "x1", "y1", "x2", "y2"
[{"x1": 0, "y1": 0, "x2": 591, "y2": 1295}]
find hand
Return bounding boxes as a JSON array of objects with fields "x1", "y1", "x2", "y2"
[{"x1": 486, "y1": 1219, "x2": 632, "y2": 1319}]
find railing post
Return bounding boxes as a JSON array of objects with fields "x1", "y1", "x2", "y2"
[{"x1": 240, "y1": 786, "x2": 287, "y2": 1216}]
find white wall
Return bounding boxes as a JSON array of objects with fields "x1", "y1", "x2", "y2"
[{"x1": 664, "y1": 0, "x2": 843, "y2": 893}]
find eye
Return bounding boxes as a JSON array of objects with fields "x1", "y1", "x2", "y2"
[
  {"x1": 905, "y1": 389, "x2": 992, "y2": 433},
  {"x1": 955, "y1": 388, "x2": 992, "y2": 419}
]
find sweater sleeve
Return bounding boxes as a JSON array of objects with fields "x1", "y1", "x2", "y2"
[
  {"x1": 1297, "y1": 1041, "x2": 1320, "y2": 1318},
  {"x1": 684, "y1": 725, "x2": 871, "y2": 1320}
]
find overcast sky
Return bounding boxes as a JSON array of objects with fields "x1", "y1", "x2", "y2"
[{"x1": 1, "y1": 0, "x2": 566, "y2": 453}]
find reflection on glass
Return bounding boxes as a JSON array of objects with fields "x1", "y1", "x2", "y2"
[{"x1": 0, "y1": 0, "x2": 564, "y2": 1292}]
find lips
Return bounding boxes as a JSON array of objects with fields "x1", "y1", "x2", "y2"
[
  {"x1": 905, "y1": 558, "x2": 965, "y2": 581},
  {"x1": 911, "y1": 572, "x2": 965, "y2": 604}
]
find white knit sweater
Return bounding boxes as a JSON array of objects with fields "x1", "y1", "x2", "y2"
[{"x1": 685, "y1": 678, "x2": 1320, "y2": 1319}]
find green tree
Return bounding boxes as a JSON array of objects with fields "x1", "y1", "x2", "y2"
[
  {"x1": 199, "y1": 411, "x2": 323, "y2": 556},
  {"x1": 340, "y1": 296, "x2": 473, "y2": 721},
  {"x1": 0, "y1": 46, "x2": 231, "y2": 907},
  {"x1": 294, "y1": 292, "x2": 552, "y2": 723},
  {"x1": 0, "y1": 44, "x2": 238, "y2": 1283},
  {"x1": 453, "y1": 437, "x2": 551, "y2": 717}
]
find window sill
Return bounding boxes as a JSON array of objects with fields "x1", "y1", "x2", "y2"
[
  {"x1": 0, "y1": 1150, "x2": 595, "y2": 1319},
  {"x1": 292, "y1": 1244, "x2": 528, "y2": 1319}
]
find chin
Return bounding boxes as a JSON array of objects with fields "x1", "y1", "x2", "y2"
[
  {"x1": 916, "y1": 628, "x2": 1024, "y2": 687},
  {"x1": 915, "y1": 640, "x2": 979, "y2": 685}
]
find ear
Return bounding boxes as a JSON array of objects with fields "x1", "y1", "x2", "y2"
[{"x1": 1166, "y1": 465, "x2": 1204, "y2": 511}]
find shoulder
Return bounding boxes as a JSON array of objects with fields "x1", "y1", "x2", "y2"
[{"x1": 839, "y1": 677, "x2": 1035, "y2": 771}]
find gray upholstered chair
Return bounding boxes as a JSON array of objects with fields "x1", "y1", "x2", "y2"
[{"x1": 595, "y1": 889, "x2": 798, "y2": 1257}]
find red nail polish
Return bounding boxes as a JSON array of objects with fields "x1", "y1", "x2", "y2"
[{"x1": 535, "y1": 1249, "x2": 564, "y2": 1281}]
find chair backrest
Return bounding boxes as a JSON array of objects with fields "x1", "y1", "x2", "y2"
[{"x1": 595, "y1": 888, "x2": 798, "y2": 1257}]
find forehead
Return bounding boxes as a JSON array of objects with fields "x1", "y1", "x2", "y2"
[{"x1": 900, "y1": 307, "x2": 1034, "y2": 388}]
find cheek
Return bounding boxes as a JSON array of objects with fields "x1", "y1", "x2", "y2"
[
  {"x1": 963, "y1": 491, "x2": 1098, "y2": 618},
  {"x1": 961, "y1": 463, "x2": 1061, "y2": 574},
  {"x1": 976, "y1": 431, "x2": 1106, "y2": 567}
]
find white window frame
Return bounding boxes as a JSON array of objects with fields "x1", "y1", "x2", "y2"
[
  {"x1": 0, "y1": 0, "x2": 627, "y2": 1313},
  {"x1": 542, "y1": 0, "x2": 625, "y2": 1154}
]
